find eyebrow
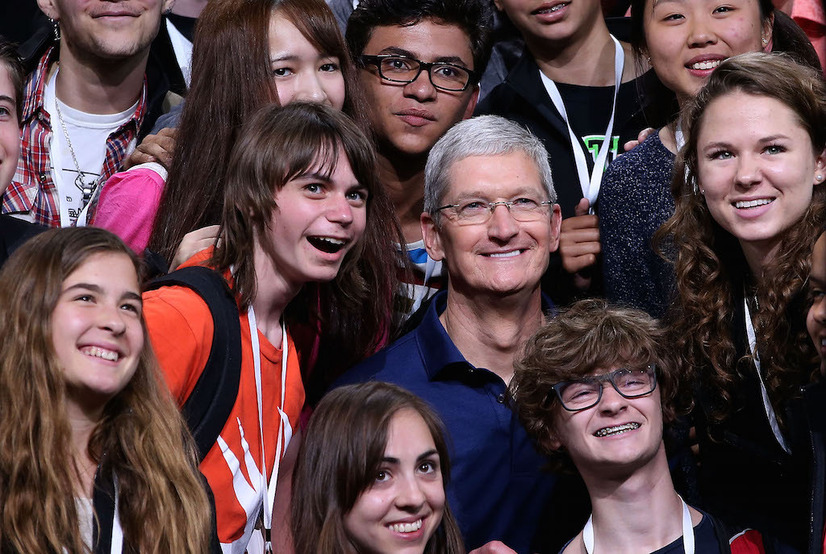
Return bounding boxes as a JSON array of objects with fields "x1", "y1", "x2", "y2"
[
  {"x1": 294, "y1": 171, "x2": 334, "y2": 183},
  {"x1": 64, "y1": 282, "x2": 142, "y2": 303},
  {"x1": 377, "y1": 46, "x2": 470, "y2": 67},
  {"x1": 651, "y1": 0, "x2": 684, "y2": 9},
  {"x1": 450, "y1": 187, "x2": 545, "y2": 200},
  {"x1": 0, "y1": 95, "x2": 16, "y2": 109},
  {"x1": 270, "y1": 54, "x2": 299, "y2": 62},
  {"x1": 702, "y1": 134, "x2": 793, "y2": 151},
  {"x1": 381, "y1": 449, "x2": 439, "y2": 465}
]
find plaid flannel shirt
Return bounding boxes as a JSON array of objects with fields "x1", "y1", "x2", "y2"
[{"x1": 2, "y1": 47, "x2": 147, "y2": 227}]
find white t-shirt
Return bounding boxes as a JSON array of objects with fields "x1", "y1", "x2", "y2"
[{"x1": 44, "y1": 69, "x2": 137, "y2": 226}]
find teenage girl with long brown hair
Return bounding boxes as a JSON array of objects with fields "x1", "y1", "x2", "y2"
[{"x1": 0, "y1": 227, "x2": 215, "y2": 553}]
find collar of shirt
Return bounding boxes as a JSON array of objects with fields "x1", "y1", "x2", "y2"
[{"x1": 416, "y1": 290, "x2": 555, "y2": 382}]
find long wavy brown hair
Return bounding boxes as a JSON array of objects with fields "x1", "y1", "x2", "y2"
[
  {"x1": 0, "y1": 228, "x2": 212, "y2": 553},
  {"x1": 656, "y1": 52, "x2": 826, "y2": 423},
  {"x1": 148, "y1": 0, "x2": 368, "y2": 264},
  {"x1": 291, "y1": 382, "x2": 465, "y2": 554}
]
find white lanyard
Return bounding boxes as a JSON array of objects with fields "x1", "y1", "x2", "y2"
[
  {"x1": 582, "y1": 495, "x2": 694, "y2": 554},
  {"x1": 247, "y1": 307, "x2": 290, "y2": 553},
  {"x1": 110, "y1": 475, "x2": 123, "y2": 554},
  {"x1": 674, "y1": 121, "x2": 685, "y2": 152},
  {"x1": 44, "y1": 70, "x2": 95, "y2": 228},
  {"x1": 539, "y1": 35, "x2": 624, "y2": 208},
  {"x1": 743, "y1": 297, "x2": 791, "y2": 453}
]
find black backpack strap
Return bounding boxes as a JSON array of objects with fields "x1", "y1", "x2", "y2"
[{"x1": 146, "y1": 266, "x2": 242, "y2": 461}]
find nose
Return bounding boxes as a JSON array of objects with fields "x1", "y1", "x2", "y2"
[
  {"x1": 403, "y1": 67, "x2": 438, "y2": 102},
  {"x1": 294, "y1": 72, "x2": 329, "y2": 105},
  {"x1": 597, "y1": 383, "x2": 627, "y2": 414},
  {"x1": 734, "y1": 154, "x2": 762, "y2": 188},
  {"x1": 813, "y1": 295, "x2": 826, "y2": 323},
  {"x1": 687, "y1": 16, "x2": 718, "y2": 48},
  {"x1": 99, "y1": 302, "x2": 127, "y2": 335},
  {"x1": 487, "y1": 203, "x2": 519, "y2": 241},
  {"x1": 395, "y1": 474, "x2": 427, "y2": 510},
  {"x1": 325, "y1": 193, "x2": 354, "y2": 226}
]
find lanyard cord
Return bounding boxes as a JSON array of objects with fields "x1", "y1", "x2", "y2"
[
  {"x1": 539, "y1": 35, "x2": 624, "y2": 209},
  {"x1": 247, "y1": 307, "x2": 289, "y2": 553},
  {"x1": 582, "y1": 495, "x2": 694, "y2": 554},
  {"x1": 743, "y1": 296, "x2": 791, "y2": 454}
]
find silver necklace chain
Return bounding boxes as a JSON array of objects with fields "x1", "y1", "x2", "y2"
[{"x1": 53, "y1": 93, "x2": 96, "y2": 204}]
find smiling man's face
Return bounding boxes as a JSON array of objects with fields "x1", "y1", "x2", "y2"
[
  {"x1": 422, "y1": 151, "x2": 560, "y2": 298},
  {"x1": 38, "y1": 0, "x2": 170, "y2": 64}
]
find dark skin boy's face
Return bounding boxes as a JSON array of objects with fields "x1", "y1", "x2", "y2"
[{"x1": 358, "y1": 19, "x2": 479, "y2": 159}]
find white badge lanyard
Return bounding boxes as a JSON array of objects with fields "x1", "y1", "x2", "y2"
[
  {"x1": 539, "y1": 35, "x2": 624, "y2": 210},
  {"x1": 743, "y1": 297, "x2": 791, "y2": 454},
  {"x1": 110, "y1": 474, "x2": 124, "y2": 554},
  {"x1": 582, "y1": 495, "x2": 694, "y2": 554},
  {"x1": 674, "y1": 121, "x2": 686, "y2": 152},
  {"x1": 247, "y1": 307, "x2": 290, "y2": 553},
  {"x1": 44, "y1": 72, "x2": 96, "y2": 228}
]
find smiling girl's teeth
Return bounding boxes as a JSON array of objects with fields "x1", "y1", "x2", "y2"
[
  {"x1": 308, "y1": 236, "x2": 346, "y2": 253},
  {"x1": 82, "y1": 346, "x2": 119, "y2": 361},
  {"x1": 735, "y1": 198, "x2": 772, "y2": 209},
  {"x1": 594, "y1": 422, "x2": 640, "y2": 437},
  {"x1": 690, "y1": 59, "x2": 722, "y2": 70},
  {"x1": 388, "y1": 519, "x2": 422, "y2": 533}
]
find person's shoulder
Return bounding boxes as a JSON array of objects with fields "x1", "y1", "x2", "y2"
[
  {"x1": 335, "y1": 330, "x2": 423, "y2": 387},
  {"x1": 618, "y1": 132, "x2": 667, "y2": 164},
  {"x1": 475, "y1": 52, "x2": 537, "y2": 116}
]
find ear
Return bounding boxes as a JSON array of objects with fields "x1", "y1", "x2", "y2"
[
  {"x1": 761, "y1": 13, "x2": 774, "y2": 51},
  {"x1": 493, "y1": 0, "x2": 504, "y2": 11},
  {"x1": 543, "y1": 423, "x2": 565, "y2": 453},
  {"x1": 37, "y1": 0, "x2": 59, "y2": 20},
  {"x1": 421, "y1": 211, "x2": 446, "y2": 262},
  {"x1": 548, "y1": 204, "x2": 562, "y2": 253},
  {"x1": 162, "y1": 0, "x2": 176, "y2": 14},
  {"x1": 814, "y1": 148, "x2": 826, "y2": 187},
  {"x1": 463, "y1": 86, "x2": 479, "y2": 120}
]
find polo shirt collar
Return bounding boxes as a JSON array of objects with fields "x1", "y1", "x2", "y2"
[
  {"x1": 416, "y1": 290, "x2": 556, "y2": 382},
  {"x1": 416, "y1": 291, "x2": 472, "y2": 381}
]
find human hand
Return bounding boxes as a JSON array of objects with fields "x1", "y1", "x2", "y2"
[
  {"x1": 170, "y1": 225, "x2": 220, "y2": 271},
  {"x1": 559, "y1": 199, "x2": 600, "y2": 291},
  {"x1": 123, "y1": 127, "x2": 177, "y2": 170},
  {"x1": 623, "y1": 127, "x2": 655, "y2": 153},
  {"x1": 469, "y1": 541, "x2": 518, "y2": 554}
]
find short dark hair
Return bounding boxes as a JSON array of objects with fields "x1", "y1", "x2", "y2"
[
  {"x1": 510, "y1": 299, "x2": 679, "y2": 472},
  {"x1": 0, "y1": 38, "x2": 24, "y2": 124},
  {"x1": 346, "y1": 0, "x2": 494, "y2": 77}
]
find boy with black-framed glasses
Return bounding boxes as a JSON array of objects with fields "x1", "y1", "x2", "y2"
[{"x1": 487, "y1": 299, "x2": 768, "y2": 554}]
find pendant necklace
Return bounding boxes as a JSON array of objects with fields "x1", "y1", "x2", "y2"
[{"x1": 53, "y1": 87, "x2": 95, "y2": 206}]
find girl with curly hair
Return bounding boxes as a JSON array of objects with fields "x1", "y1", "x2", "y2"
[
  {"x1": 0, "y1": 227, "x2": 215, "y2": 553},
  {"x1": 660, "y1": 52, "x2": 826, "y2": 551}
]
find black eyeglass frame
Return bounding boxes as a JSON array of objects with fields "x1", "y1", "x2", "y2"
[
  {"x1": 545, "y1": 364, "x2": 658, "y2": 412},
  {"x1": 359, "y1": 54, "x2": 480, "y2": 92}
]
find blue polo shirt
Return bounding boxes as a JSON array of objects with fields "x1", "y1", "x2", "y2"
[{"x1": 336, "y1": 291, "x2": 564, "y2": 553}]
